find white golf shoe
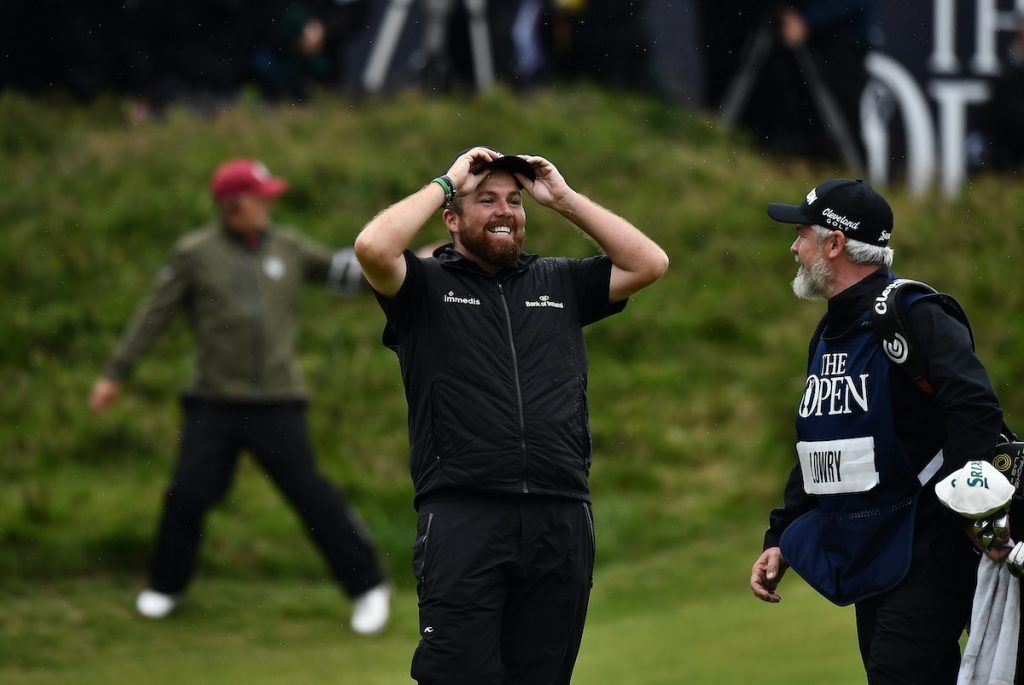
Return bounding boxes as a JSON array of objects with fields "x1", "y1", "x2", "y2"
[
  {"x1": 135, "y1": 589, "x2": 181, "y2": 619},
  {"x1": 350, "y1": 583, "x2": 390, "y2": 635}
]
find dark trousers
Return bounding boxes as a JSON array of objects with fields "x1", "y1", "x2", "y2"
[
  {"x1": 410, "y1": 496, "x2": 595, "y2": 685},
  {"x1": 148, "y1": 398, "x2": 385, "y2": 597},
  {"x1": 855, "y1": 534, "x2": 978, "y2": 684}
]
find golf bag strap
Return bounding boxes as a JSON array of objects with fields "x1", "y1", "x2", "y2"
[
  {"x1": 870, "y1": 279, "x2": 1017, "y2": 441},
  {"x1": 918, "y1": 450, "x2": 945, "y2": 486},
  {"x1": 870, "y1": 279, "x2": 974, "y2": 396}
]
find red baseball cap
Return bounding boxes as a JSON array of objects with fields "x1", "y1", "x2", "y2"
[{"x1": 210, "y1": 159, "x2": 289, "y2": 200}]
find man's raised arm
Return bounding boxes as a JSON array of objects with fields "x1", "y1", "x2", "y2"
[
  {"x1": 515, "y1": 155, "x2": 669, "y2": 302},
  {"x1": 354, "y1": 147, "x2": 500, "y2": 296}
]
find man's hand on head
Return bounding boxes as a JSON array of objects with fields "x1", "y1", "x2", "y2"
[
  {"x1": 516, "y1": 155, "x2": 573, "y2": 212},
  {"x1": 446, "y1": 147, "x2": 500, "y2": 198}
]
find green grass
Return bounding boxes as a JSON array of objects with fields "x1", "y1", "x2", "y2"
[
  {"x1": 1, "y1": 84, "x2": 1022, "y2": 682},
  {"x1": 1, "y1": 527, "x2": 862, "y2": 685}
]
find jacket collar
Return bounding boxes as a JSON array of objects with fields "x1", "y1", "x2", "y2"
[
  {"x1": 435, "y1": 242, "x2": 538, "y2": 277},
  {"x1": 823, "y1": 267, "x2": 891, "y2": 335}
]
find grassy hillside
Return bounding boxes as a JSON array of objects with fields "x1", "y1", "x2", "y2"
[{"x1": 1, "y1": 85, "x2": 1022, "y2": 681}]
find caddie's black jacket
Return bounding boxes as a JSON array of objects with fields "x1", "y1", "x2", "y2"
[
  {"x1": 373, "y1": 245, "x2": 626, "y2": 508},
  {"x1": 764, "y1": 268, "x2": 1003, "y2": 551}
]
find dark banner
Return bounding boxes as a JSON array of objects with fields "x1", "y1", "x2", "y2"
[{"x1": 868, "y1": 0, "x2": 1023, "y2": 195}]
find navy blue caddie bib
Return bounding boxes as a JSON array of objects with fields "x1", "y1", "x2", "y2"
[{"x1": 780, "y1": 286, "x2": 939, "y2": 606}]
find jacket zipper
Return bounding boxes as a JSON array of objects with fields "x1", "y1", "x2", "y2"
[{"x1": 497, "y1": 282, "x2": 529, "y2": 494}]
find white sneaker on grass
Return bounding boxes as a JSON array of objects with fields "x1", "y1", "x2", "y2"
[
  {"x1": 350, "y1": 583, "x2": 390, "y2": 635},
  {"x1": 136, "y1": 589, "x2": 181, "y2": 619}
]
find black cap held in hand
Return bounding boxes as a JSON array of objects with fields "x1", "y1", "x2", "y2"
[
  {"x1": 767, "y1": 179, "x2": 894, "y2": 247},
  {"x1": 456, "y1": 146, "x2": 537, "y2": 182}
]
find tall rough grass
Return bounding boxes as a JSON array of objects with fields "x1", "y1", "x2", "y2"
[{"x1": 2, "y1": 86, "x2": 1022, "y2": 589}]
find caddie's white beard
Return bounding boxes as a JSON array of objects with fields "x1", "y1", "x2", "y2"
[{"x1": 792, "y1": 252, "x2": 832, "y2": 300}]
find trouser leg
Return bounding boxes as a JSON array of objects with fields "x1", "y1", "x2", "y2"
[
  {"x1": 246, "y1": 402, "x2": 385, "y2": 596},
  {"x1": 502, "y1": 499, "x2": 595, "y2": 685},
  {"x1": 855, "y1": 537, "x2": 977, "y2": 685},
  {"x1": 149, "y1": 399, "x2": 240, "y2": 594},
  {"x1": 410, "y1": 499, "x2": 516, "y2": 685}
]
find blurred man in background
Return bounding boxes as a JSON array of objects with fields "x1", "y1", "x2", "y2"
[
  {"x1": 354, "y1": 146, "x2": 668, "y2": 684},
  {"x1": 749, "y1": 179, "x2": 1003, "y2": 683},
  {"x1": 89, "y1": 158, "x2": 390, "y2": 634}
]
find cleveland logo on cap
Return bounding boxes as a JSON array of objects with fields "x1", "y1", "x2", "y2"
[
  {"x1": 767, "y1": 178, "x2": 894, "y2": 247},
  {"x1": 821, "y1": 208, "x2": 861, "y2": 231}
]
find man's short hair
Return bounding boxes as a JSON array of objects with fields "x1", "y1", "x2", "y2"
[{"x1": 812, "y1": 224, "x2": 893, "y2": 268}]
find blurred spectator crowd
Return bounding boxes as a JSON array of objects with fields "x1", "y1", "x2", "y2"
[
  {"x1": 0, "y1": 0, "x2": 371, "y2": 113},
  {"x1": 1, "y1": 0, "x2": 1022, "y2": 170},
  {"x1": 0, "y1": 0, "x2": 656, "y2": 110}
]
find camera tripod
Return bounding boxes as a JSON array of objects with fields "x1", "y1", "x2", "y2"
[
  {"x1": 719, "y1": 18, "x2": 865, "y2": 175},
  {"x1": 362, "y1": 0, "x2": 496, "y2": 93}
]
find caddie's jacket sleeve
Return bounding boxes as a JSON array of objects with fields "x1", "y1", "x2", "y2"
[
  {"x1": 103, "y1": 246, "x2": 190, "y2": 382},
  {"x1": 763, "y1": 316, "x2": 827, "y2": 550},
  {"x1": 764, "y1": 462, "x2": 817, "y2": 550},
  {"x1": 898, "y1": 297, "x2": 1003, "y2": 536},
  {"x1": 904, "y1": 298, "x2": 1002, "y2": 472}
]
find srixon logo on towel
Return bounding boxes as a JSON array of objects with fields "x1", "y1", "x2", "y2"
[{"x1": 965, "y1": 461, "x2": 991, "y2": 490}]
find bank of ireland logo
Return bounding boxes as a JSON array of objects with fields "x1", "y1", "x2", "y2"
[
  {"x1": 806, "y1": 188, "x2": 818, "y2": 204},
  {"x1": 524, "y1": 294, "x2": 564, "y2": 308},
  {"x1": 882, "y1": 333, "x2": 909, "y2": 365}
]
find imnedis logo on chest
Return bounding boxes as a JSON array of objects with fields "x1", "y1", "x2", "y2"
[{"x1": 443, "y1": 290, "x2": 481, "y2": 306}]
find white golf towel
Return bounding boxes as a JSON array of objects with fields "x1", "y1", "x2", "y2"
[{"x1": 958, "y1": 554, "x2": 1020, "y2": 685}]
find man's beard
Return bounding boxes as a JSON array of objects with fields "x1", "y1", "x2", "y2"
[
  {"x1": 791, "y1": 252, "x2": 832, "y2": 300},
  {"x1": 459, "y1": 224, "x2": 524, "y2": 269}
]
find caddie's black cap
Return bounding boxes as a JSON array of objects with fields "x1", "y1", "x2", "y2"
[
  {"x1": 458, "y1": 146, "x2": 537, "y2": 182},
  {"x1": 767, "y1": 179, "x2": 894, "y2": 247}
]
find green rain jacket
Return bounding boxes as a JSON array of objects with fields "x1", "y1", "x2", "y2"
[{"x1": 103, "y1": 223, "x2": 362, "y2": 400}]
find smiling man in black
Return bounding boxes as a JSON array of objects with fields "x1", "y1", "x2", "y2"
[{"x1": 355, "y1": 146, "x2": 668, "y2": 684}]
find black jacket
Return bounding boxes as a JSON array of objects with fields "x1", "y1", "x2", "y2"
[
  {"x1": 765, "y1": 268, "x2": 1003, "y2": 550},
  {"x1": 374, "y1": 245, "x2": 626, "y2": 508}
]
